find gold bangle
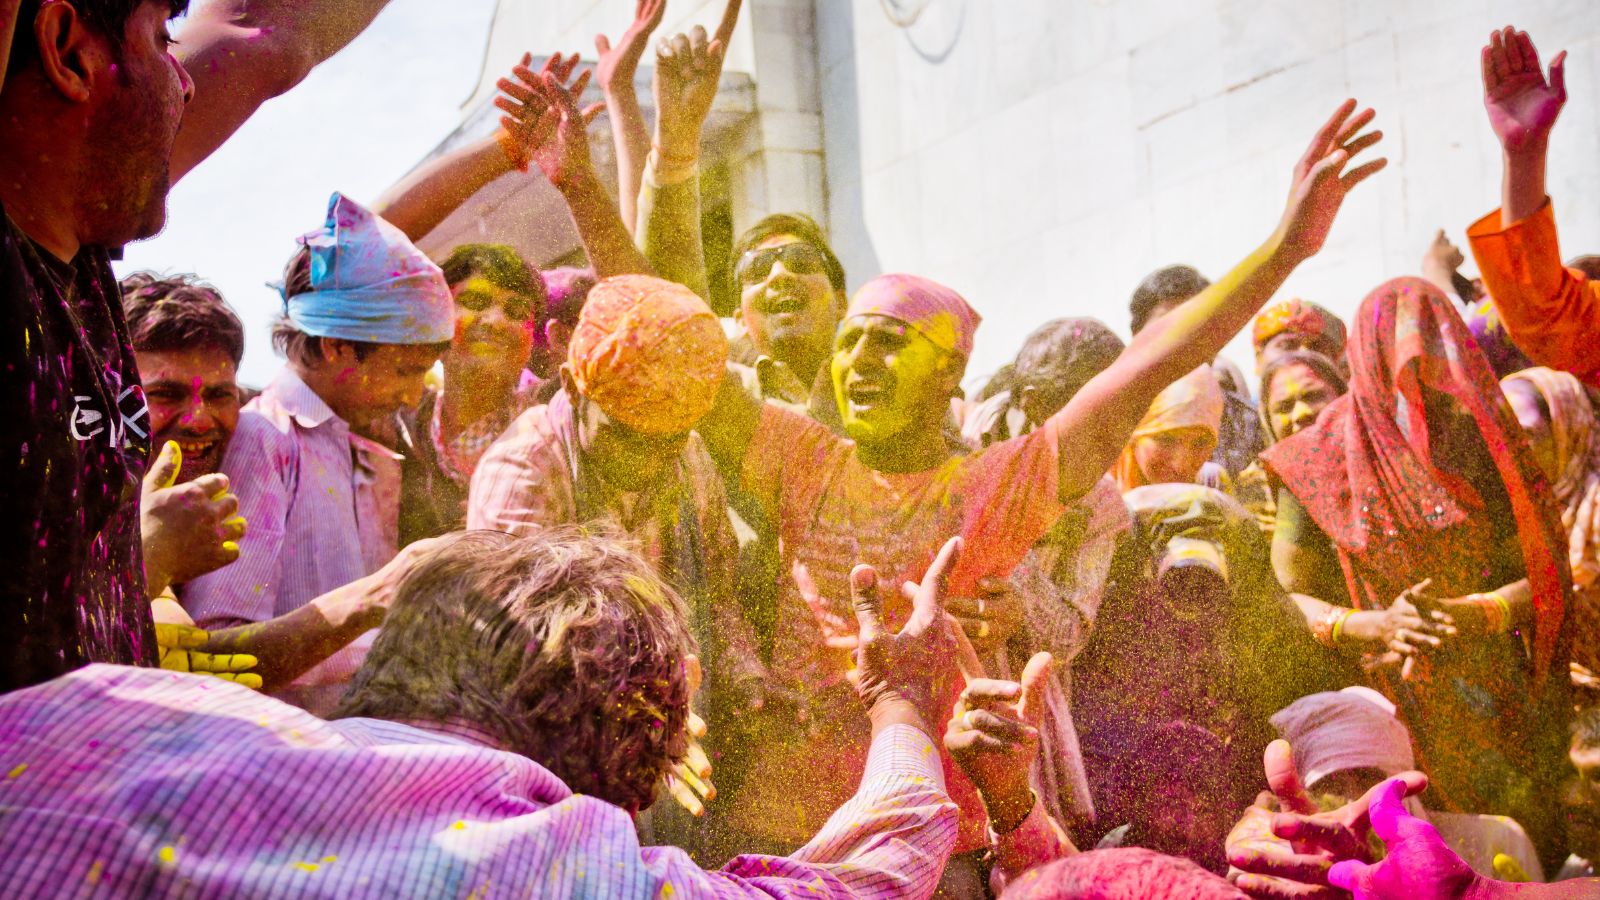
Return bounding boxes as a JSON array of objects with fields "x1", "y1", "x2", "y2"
[
  {"x1": 1331, "y1": 608, "x2": 1354, "y2": 643},
  {"x1": 1480, "y1": 591, "x2": 1512, "y2": 634}
]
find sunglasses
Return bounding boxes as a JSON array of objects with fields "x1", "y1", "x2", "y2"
[
  {"x1": 455, "y1": 286, "x2": 535, "y2": 323},
  {"x1": 735, "y1": 242, "x2": 830, "y2": 285}
]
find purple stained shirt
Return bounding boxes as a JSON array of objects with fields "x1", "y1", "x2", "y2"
[
  {"x1": 0, "y1": 205, "x2": 155, "y2": 693},
  {"x1": 0, "y1": 665, "x2": 957, "y2": 898}
]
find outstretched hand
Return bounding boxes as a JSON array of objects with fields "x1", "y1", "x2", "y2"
[
  {"x1": 663, "y1": 655, "x2": 717, "y2": 816},
  {"x1": 156, "y1": 623, "x2": 262, "y2": 690},
  {"x1": 851, "y1": 537, "x2": 964, "y2": 733},
  {"x1": 596, "y1": 0, "x2": 666, "y2": 97},
  {"x1": 945, "y1": 651, "x2": 1050, "y2": 830},
  {"x1": 1326, "y1": 779, "x2": 1482, "y2": 899},
  {"x1": 653, "y1": 0, "x2": 743, "y2": 157},
  {"x1": 494, "y1": 53, "x2": 603, "y2": 185},
  {"x1": 140, "y1": 441, "x2": 246, "y2": 593},
  {"x1": 1276, "y1": 99, "x2": 1386, "y2": 264},
  {"x1": 494, "y1": 51, "x2": 583, "y2": 171},
  {"x1": 1483, "y1": 26, "x2": 1566, "y2": 155},
  {"x1": 1227, "y1": 740, "x2": 1428, "y2": 899}
]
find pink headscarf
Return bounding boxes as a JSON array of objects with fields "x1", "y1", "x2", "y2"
[{"x1": 845, "y1": 274, "x2": 981, "y2": 359}]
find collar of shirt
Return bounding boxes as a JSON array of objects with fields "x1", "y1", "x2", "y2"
[{"x1": 265, "y1": 368, "x2": 347, "y2": 433}]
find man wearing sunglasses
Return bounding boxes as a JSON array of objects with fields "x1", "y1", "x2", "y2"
[{"x1": 727, "y1": 213, "x2": 850, "y2": 432}]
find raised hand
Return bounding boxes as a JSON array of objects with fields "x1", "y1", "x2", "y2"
[
  {"x1": 1276, "y1": 99, "x2": 1386, "y2": 263},
  {"x1": 652, "y1": 0, "x2": 743, "y2": 158},
  {"x1": 851, "y1": 536, "x2": 963, "y2": 730},
  {"x1": 140, "y1": 441, "x2": 246, "y2": 595},
  {"x1": 1326, "y1": 779, "x2": 1481, "y2": 899},
  {"x1": 944, "y1": 652, "x2": 1049, "y2": 830},
  {"x1": 156, "y1": 623, "x2": 262, "y2": 690},
  {"x1": 1227, "y1": 740, "x2": 1428, "y2": 899},
  {"x1": 492, "y1": 50, "x2": 601, "y2": 178},
  {"x1": 522, "y1": 67, "x2": 606, "y2": 190},
  {"x1": 1483, "y1": 26, "x2": 1566, "y2": 155},
  {"x1": 596, "y1": 0, "x2": 666, "y2": 96}
]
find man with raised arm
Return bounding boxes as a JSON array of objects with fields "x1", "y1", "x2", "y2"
[{"x1": 1467, "y1": 25, "x2": 1600, "y2": 384}]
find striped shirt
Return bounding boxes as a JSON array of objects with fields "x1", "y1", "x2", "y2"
[
  {"x1": 180, "y1": 369, "x2": 401, "y2": 714},
  {"x1": 0, "y1": 665, "x2": 957, "y2": 899}
]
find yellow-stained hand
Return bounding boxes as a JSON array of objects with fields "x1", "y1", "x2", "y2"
[
  {"x1": 664, "y1": 655, "x2": 716, "y2": 816},
  {"x1": 140, "y1": 441, "x2": 246, "y2": 593},
  {"x1": 156, "y1": 623, "x2": 262, "y2": 690}
]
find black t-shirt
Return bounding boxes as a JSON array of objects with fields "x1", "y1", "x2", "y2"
[{"x1": 0, "y1": 205, "x2": 156, "y2": 692}]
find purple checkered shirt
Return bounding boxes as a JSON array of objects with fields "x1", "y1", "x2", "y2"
[{"x1": 0, "y1": 665, "x2": 957, "y2": 898}]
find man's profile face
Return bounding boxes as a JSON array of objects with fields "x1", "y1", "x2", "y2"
[
  {"x1": 328, "y1": 343, "x2": 441, "y2": 430},
  {"x1": 136, "y1": 345, "x2": 240, "y2": 484},
  {"x1": 82, "y1": 2, "x2": 195, "y2": 245}
]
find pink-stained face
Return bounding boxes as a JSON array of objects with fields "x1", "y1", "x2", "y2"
[
  {"x1": 1133, "y1": 426, "x2": 1216, "y2": 485},
  {"x1": 136, "y1": 346, "x2": 240, "y2": 483},
  {"x1": 1265, "y1": 362, "x2": 1340, "y2": 442}
]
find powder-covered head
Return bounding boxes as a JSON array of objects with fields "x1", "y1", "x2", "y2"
[
  {"x1": 282, "y1": 192, "x2": 454, "y2": 345},
  {"x1": 567, "y1": 275, "x2": 729, "y2": 436},
  {"x1": 1270, "y1": 687, "x2": 1415, "y2": 788},
  {"x1": 1251, "y1": 298, "x2": 1348, "y2": 364},
  {"x1": 844, "y1": 274, "x2": 981, "y2": 362}
]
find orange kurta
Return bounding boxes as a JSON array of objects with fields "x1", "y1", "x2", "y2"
[{"x1": 1467, "y1": 200, "x2": 1600, "y2": 385}]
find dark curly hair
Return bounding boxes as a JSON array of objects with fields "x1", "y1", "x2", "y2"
[{"x1": 334, "y1": 528, "x2": 697, "y2": 813}]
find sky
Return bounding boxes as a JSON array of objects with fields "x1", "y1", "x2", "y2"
[{"x1": 118, "y1": 0, "x2": 499, "y2": 387}]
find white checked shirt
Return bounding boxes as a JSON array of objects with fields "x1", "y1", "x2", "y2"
[
  {"x1": 181, "y1": 368, "x2": 401, "y2": 714},
  {"x1": 0, "y1": 666, "x2": 958, "y2": 899}
]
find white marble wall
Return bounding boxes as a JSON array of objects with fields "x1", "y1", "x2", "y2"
[{"x1": 813, "y1": 0, "x2": 1600, "y2": 387}]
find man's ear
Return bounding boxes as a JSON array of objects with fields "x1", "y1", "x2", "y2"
[
  {"x1": 543, "y1": 319, "x2": 571, "y2": 352},
  {"x1": 557, "y1": 363, "x2": 577, "y2": 399},
  {"x1": 321, "y1": 338, "x2": 355, "y2": 368},
  {"x1": 32, "y1": 2, "x2": 101, "y2": 104}
]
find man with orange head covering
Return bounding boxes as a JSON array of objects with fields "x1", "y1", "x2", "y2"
[{"x1": 468, "y1": 274, "x2": 763, "y2": 849}]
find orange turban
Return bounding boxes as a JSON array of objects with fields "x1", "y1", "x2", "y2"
[{"x1": 567, "y1": 275, "x2": 729, "y2": 435}]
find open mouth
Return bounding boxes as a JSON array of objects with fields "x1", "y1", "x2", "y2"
[
  {"x1": 844, "y1": 377, "x2": 890, "y2": 413},
  {"x1": 175, "y1": 437, "x2": 219, "y2": 460},
  {"x1": 758, "y1": 290, "x2": 808, "y2": 316}
]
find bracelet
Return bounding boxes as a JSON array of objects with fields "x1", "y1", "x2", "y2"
[
  {"x1": 495, "y1": 128, "x2": 531, "y2": 173},
  {"x1": 1313, "y1": 607, "x2": 1354, "y2": 647},
  {"x1": 1475, "y1": 591, "x2": 1512, "y2": 634}
]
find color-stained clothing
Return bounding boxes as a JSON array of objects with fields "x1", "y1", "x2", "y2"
[
  {"x1": 1262, "y1": 278, "x2": 1570, "y2": 859},
  {"x1": 466, "y1": 390, "x2": 762, "y2": 693},
  {"x1": 181, "y1": 369, "x2": 401, "y2": 714},
  {"x1": 845, "y1": 275, "x2": 981, "y2": 360},
  {"x1": 1467, "y1": 200, "x2": 1600, "y2": 385},
  {"x1": 729, "y1": 403, "x2": 1072, "y2": 853},
  {"x1": 0, "y1": 664, "x2": 957, "y2": 899},
  {"x1": 1502, "y1": 367, "x2": 1600, "y2": 675},
  {"x1": 395, "y1": 381, "x2": 539, "y2": 544},
  {"x1": 1250, "y1": 298, "x2": 1347, "y2": 360},
  {"x1": 0, "y1": 206, "x2": 155, "y2": 693}
]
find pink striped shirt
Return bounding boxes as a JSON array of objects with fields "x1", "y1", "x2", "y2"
[
  {"x1": 180, "y1": 369, "x2": 401, "y2": 714},
  {"x1": 0, "y1": 665, "x2": 957, "y2": 898}
]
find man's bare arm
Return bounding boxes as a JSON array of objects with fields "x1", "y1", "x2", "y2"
[
  {"x1": 170, "y1": 0, "x2": 392, "y2": 182},
  {"x1": 1047, "y1": 99, "x2": 1385, "y2": 505}
]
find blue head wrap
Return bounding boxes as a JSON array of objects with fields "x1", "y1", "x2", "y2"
[{"x1": 282, "y1": 193, "x2": 454, "y2": 344}]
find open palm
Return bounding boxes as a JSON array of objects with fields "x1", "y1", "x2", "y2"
[{"x1": 1483, "y1": 26, "x2": 1566, "y2": 152}]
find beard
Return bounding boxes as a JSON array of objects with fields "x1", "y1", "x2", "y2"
[{"x1": 81, "y1": 60, "x2": 182, "y2": 246}]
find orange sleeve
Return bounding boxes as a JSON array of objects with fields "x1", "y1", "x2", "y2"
[
  {"x1": 737, "y1": 401, "x2": 838, "y2": 526},
  {"x1": 1467, "y1": 200, "x2": 1600, "y2": 385}
]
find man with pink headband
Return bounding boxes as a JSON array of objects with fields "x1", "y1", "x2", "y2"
[{"x1": 659, "y1": 96, "x2": 1386, "y2": 886}]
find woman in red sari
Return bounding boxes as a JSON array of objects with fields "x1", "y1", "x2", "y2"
[{"x1": 1261, "y1": 277, "x2": 1572, "y2": 868}]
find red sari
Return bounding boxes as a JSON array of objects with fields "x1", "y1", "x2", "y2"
[{"x1": 1262, "y1": 278, "x2": 1570, "y2": 859}]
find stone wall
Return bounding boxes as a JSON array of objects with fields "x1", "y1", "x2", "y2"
[{"x1": 814, "y1": 0, "x2": 1600, "y2": 384}]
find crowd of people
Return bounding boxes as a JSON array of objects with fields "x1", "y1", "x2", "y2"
[{"x1": 2, "y1": 1, "x2": 1599, "y2": 896}]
